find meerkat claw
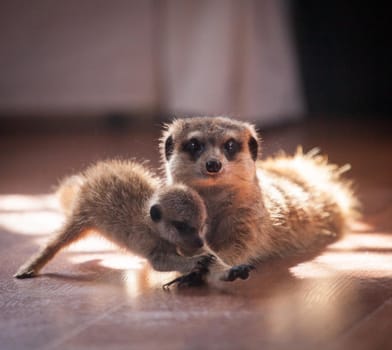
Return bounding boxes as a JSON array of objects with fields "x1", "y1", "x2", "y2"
[
  {"x1": 14, "y1": 269, "x2": 36, "y2": 279},
  {"x1": 196, "y1": 254, "x2": 216, "y2": 271},
  {"x1": 162, "y1": 254, "x2": 216, "y2": 289},
  {"x1": 162, "y1": 271, "x2": 205, "y2": 289}
]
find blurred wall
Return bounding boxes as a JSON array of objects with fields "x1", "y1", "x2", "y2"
[
  {"x1": 0, "y1": 0, "x2": 157, "y2": 114},
  {"x1": 162, "y1": 0, "x2": 303, "y2": 123},
  {"x1": 0, "y1": 0, "x2": 304, "y2": 124}
]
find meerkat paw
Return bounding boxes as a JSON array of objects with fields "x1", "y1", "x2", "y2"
[
  {"x1": 14, "y1": 267, "x2": 37, "y2": 279},
  {"x1": 162, "y1": 254, "x2": 216, "y2": 289},
  {"x1": 194, "y1": 254, "x2": 217, "y2": 273},
  {"x1": 220, "y1": 264, "x2": 255, "y2": 282},
  {"x1": 162, "y1": 270, "x2": 206, "y2": 289}
]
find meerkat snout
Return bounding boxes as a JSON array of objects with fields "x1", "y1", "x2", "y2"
[
  {"x1": 176, "y1": 234, "x2": 204, "y2": 257},
  {"x1": 171, "y1": 220, "x2": 205, "y2": 257},
  {"x1": 206, "y1": 159, "x2": 222, "y2": 174}
]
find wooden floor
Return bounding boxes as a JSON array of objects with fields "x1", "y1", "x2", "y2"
[{"x1": 1, "y1": 118, "x2": 391, "y2": 350}]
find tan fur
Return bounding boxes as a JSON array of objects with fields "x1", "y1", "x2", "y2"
[
  {"x1": 56, "y1": 175, "x2": 84, "y2": 216},
  {"x1": 161, "y1": 116, "x2": 359, "y2": 268},
  {"x1": 14, "y1": 160, "x2": 209, "y2": 278}
]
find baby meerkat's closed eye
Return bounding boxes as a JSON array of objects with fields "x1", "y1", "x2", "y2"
[{"x1": 171, "y1": 221, "x2": 196, "y2": 235}]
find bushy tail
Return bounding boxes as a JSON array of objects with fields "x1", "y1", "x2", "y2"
[
  {"x1": 56, "y1": 175, "x2": 84, "y2": 216},
  {"x1": 297, "y1": 147, "x2": 360, "y2": 222},
  {"x1": 261, "y1": 147, "x2": 361, "y2": 229}
]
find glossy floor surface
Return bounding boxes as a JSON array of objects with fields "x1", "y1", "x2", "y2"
[{"x1": 1, "y1": 118, "x2": 391, "y2": 350}]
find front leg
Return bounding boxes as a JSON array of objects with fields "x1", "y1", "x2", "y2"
[
  {"x1": 162, "y1": 254, "x2": 216, "y2": 289},
  {"x1": 162, "y1": 260, "x2": 255, "y2": 288},
  {"x1": 219, "y1": 264, "x2": 255, "y2": 282},
  {"x1": 147, "y1": 244, "x2": 213, "y2": 274}
]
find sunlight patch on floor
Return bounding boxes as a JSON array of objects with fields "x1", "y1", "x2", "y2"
[
  {"x1": 68, "y1": 248, "x2": 145, "y2": 270},
  {"x1": 330, "y1": 232, "x2": 392, "y2": 251},
  {"x1": 0, "y1": 210, "x2": 63, "y2": 235},
  {"x1": 262, "y1": 276, "x2": 356, "y2": 343},
  {"x1": 0, "y1": 194, "x2": 59, "y2": 211},
  {"x1": 0, "y1": 194, "x2": 62, "y2": 235},
  {"x1": 291, "y1": 232, "x2": 392, "y2": 279}
]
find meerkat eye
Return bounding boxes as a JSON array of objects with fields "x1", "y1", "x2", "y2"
[
  {"x1": 182, "y1": 138, "x2": 204, "y2": 158},
  {"x1": 224, "y1": 138, "x2": 241, "y2": 159}
]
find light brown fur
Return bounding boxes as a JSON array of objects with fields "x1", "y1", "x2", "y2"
[
  {"x1": 14, "y1": 159, "x2": 210, "y2": 279},
  {"x1": 161, "y1": 116, "x2": 359, "y2": 269}
]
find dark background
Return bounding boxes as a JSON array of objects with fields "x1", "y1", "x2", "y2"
[{"x1": 291, "y1": 1, "x2": 392, "y2": 118}]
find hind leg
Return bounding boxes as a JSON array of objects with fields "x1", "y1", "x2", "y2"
[{"x1": 14, "y1": 220, "x2": 88, "y2": 278}]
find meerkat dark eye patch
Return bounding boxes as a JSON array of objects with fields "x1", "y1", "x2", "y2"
[
  {"x1": 248, "y1": 136, "x2": 258, "y2": 161},
  {"x1": 182, "y1": 138, "x2": 204, "y2": 160},
  {"x1": 224, "y1": 138, "x2": 241, "y2": 160},
  {"x1": 164, "y1": 135, "x2": 174, "y2": 160},
  {"x1": 171, "y1": 221, "x2": 196, "y2": 235},
  {"x1": 150, "y1": 204, "x2": 162, "y2": 222}
]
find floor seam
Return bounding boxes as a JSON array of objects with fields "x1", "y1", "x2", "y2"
[
  {"x1": 41, "y1": 301, "x2": 128, "y2": 350},
  {"x1": 327, "y1": 296, "x2": 392, "y2": 349}
]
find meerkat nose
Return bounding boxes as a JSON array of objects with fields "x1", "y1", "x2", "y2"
[
  {"x1": 206, "y1": 159, "x2": 222, "y2": 173},
  {"x1": 189, "y1": 237, "x2": 204, "y2": 249},
  {"x1": 193, "y1": 237, "x2": 204, "y2": 249}
]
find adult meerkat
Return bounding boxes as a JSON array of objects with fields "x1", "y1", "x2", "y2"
[
  {"x1": 14, "y1": 160, "x2": 212, "y2": 279},
  {"x1": 160, "y1": 116, "x2": 358, "y2": 281}
]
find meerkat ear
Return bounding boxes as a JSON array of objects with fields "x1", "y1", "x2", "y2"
[
  {"x1": 248, "y1": 136, "x2": 259, "y2": 161},
  {"x1": 150, "y1": 204, "x2": 162, "y2": 222},
  {"x1": 164, "y1": 135, "x2": 174, "y2": 160}
]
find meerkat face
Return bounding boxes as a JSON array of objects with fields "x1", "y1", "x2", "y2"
[
  {"x1": 160, "y1": 117, "x2": 260, "y2": 187},
  {"x1": 149, "y1": 185, "x2": 207, "y2": 256}
]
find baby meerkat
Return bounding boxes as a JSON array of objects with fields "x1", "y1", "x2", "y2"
[
  {"x1": 14, "y1": 160, "x2": 212, "y2": 279},
  {"x1": 160, "y1": 116, "x2": 358, "y2": 282}
]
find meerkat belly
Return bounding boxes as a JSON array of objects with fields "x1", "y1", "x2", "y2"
[{"x1": 198, "y1": 185, "x2": 264, "y2": 265}]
